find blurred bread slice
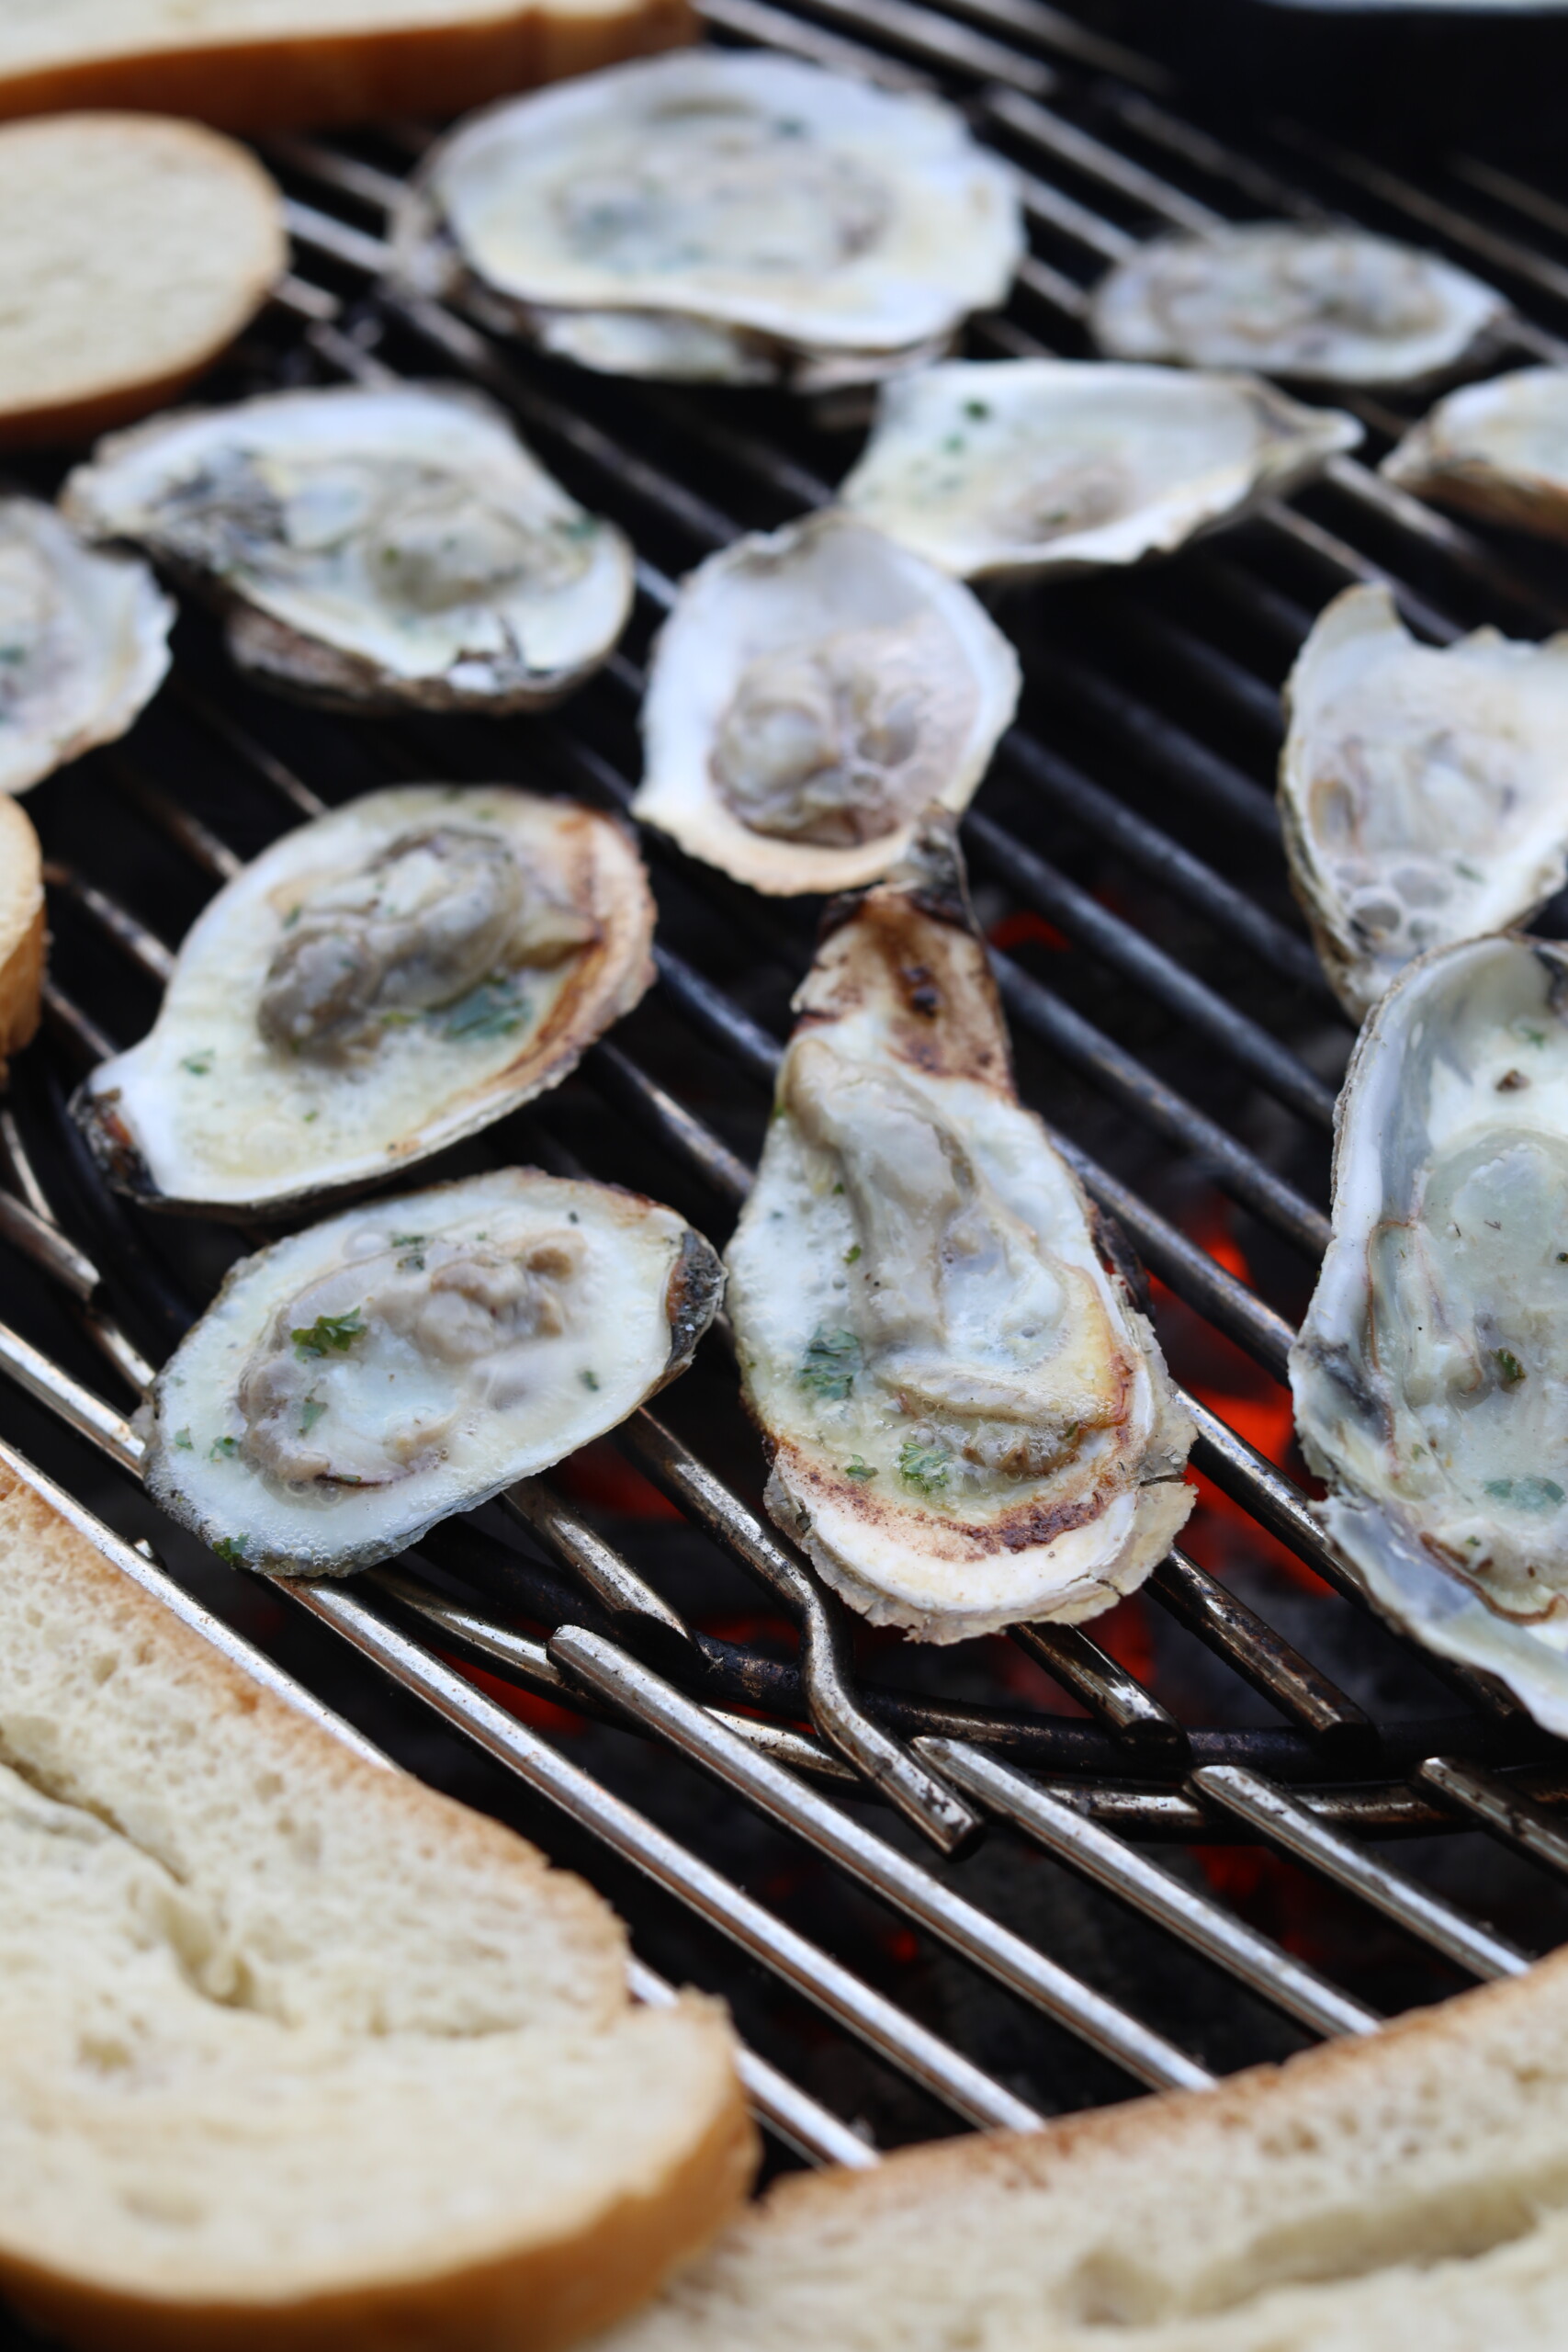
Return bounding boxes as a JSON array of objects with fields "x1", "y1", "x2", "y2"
[
  {"x1": 0, "y1": 797, "x2": 42, "y2": 1080},
  {"x1": 0, "y1": 1, "x2": 694, "y2": 135},
  {"x1": 0, "y1": 114, "x2": 286, "y2": 448}
]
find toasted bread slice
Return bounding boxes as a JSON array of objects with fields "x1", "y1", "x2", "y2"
[
  {"x1": 0, "y1": 114, "x2": 286, "y2": 448},
  {"x1": 0, "y1": 1, "x2": 694, "y2": 135},
  {"x1": 0, "y1": 797, "x2": 43, "y2": 1079},
  {"x1": 0, "y1": 1455, "x2": 755, "y2": 2352}
]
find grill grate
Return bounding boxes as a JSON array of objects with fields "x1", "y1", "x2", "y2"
[{"x1": 9, "y1": 0, "x2": 1568, "y2": 2214}]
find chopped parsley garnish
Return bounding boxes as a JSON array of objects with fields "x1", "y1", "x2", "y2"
[
  {"x1": 389, "y1": 1233, "x2": 424, "y2": 1250},
  {"x1": 209, "y1": 1435, "x2": 239, "y2": 1461},
  {"x1": 1495, "y1": 1349, "x2": 1526, "y2": 1389},
  {"x1": 941, "y1": 432, "x2": 966, "y2": 455},
  {"x1": 212, "y1": 1535, "x2": 248, "y2": 1564},
  {"x1": 399, "y1": 1252, "x2": 425, "y2": 1272},
  {"x1": 181, "y1": 1052, "x2": 214, "y2": 1077},
  {"x1": 173, "y1": 1427, "x2": 193, "y2": 1450},
  {"x1": 1515, "y1": 1022, "x2": 1549, "y2": 1048},
  {"x1": 292, "y1": 1308, "x2": 365, "y2": 1361},
  {"x1": 580, "y1": 1368, "x2": 600, "y2": 1391},
  {"x1": 964, "y1": 398, "x2": 990, "y2": 420},
  {"x1": 443, "y1": 976, "x2": 525, "y2": 1042},
  {"x1": 283, "y1": 904, "x2": 303, "y2": 929},
  {"x1": 299, "y1": 1396, "x2": 328, "y2": 1438},
  {"x1": 897, "y1": 1439, "x2": 951, "y2": 1498},
  {"x1": 799, "y1": 1325, "x2": 862, "y2": 1400},
  {"x1": 1454, "y1": 861, "x2": 1483, "y2": 883},
  {"x1": 1483, "y1": 1475, "x2": 1564, "y2": 1510},
  {"x1": 845, "y1": 1456, "x2": 877, "y2": 1481},
  {"x1": 301, "y1": 1109, "x2": 319, "y2": 1123},
  {"x1": 844, "y1": 1244, "x2": 862, "y2": 1265}
]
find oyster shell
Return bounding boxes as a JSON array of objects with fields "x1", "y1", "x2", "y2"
[
  {"x1": 726, "y1": 815, "x2": 1194, "y2": 1641},
  {"x1": 1279, "y1": 583, "x2": 1568, "y2": 1021},
  {"x1": 61, "y1": 385, "x2": 632, "y2": 714},
  {"x1": 1382, "y1": 366, "x2": 1568, "y2": 542},
  {"x1": 392, "y1": 51, "x2": 1021, "y2": 389},
  {"x1": 837, "y1": 358, "x2": 1361, "y2": 581},
  {"x1": 0, "y1": 495, "x2": 171, "y2": 797},
  {"x1": 74, "y1": 785, "x2": 654, "y2": 1218},
  {"x1": 634, "y1": 512, "x2": 1020, "y2": 895},
  {"x1": 1091, "y1": 225, "x2": 1506, "y2": 390},
  {"x1": 145, "y1": 1168, "x2": 722, "y2": 1577},
  {"x1": 1291, "y1": 933, "x2": 1568, "y2": 1733}
]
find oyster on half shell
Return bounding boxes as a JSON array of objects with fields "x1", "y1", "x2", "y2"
[
  {"x1": 146, "y1": 1169, "x2": 722, "y2": 1577},
  {"x1": 634, "y1": 512, "x2": 1020, "y2": 895},
  {"x1": 0, "y1": 495, "x2": 171, "y2": 797},
  {"x1": 1292, "y1": 933, "x2": 1568, "y2": 1734},
  {"x1": 1280, "y1": 583, "x2": 1568, "y2": 1021},
  {"x1": 1382, "y1": 367, "x2": 1568, "y2": 543},
  {"x1": 726, "y1": 815, "x2": 1194, "y2": 1641},
  {"x1": 1091, "y1": 225, "x2": 1506, "y2": 390},
  {"x1": 838, "y1": 359, "x2": 1360, "y2": 581},
  {"x1": 392, "y1": 51, "x2": 1022, "y2": 390},
  {"x1": 74, "y1": 786, "x2": 654, "y2": 1218},
  {"x1": 62, "y1": 385, "x2": 632, "y2": 714}
]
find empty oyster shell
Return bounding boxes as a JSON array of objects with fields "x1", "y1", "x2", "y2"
[
  {"x1": 1382, "y1": 366, "x2": 1568, "y2": 542},
  {"x1": 726, "y1": 815, "x2": 1194, "y2": 1642},
  {"x1": 1091, "y1": 225, "x2": 1506, "y2": 390},
  {"x1": 837, "y1": 358, "x2": 1360, "y2": 581},
  {"x1": 61, "y1": 384, "x2": 632, "y2": 714},
  {"x1": 145, "y1": 1168, "x2": 722, "y2": 1577},
  {"x1": 74, "y1": 785, "x2": 654, "y2": 1218},
  {"x1": 0, "y1": 495, "x2": 171, "y2": 797},
  {"x1": 1292, "y1": 933, "x2": 1568, "y2": 1733},
  {"x1": 634, "y1": 512, "x2": 1020, "y2": 895},
  {"x1": 392, "y1": 51, "x2": 1021, "y2": 389},
  {"x1": 1280, "y1": 583, "x2": 1568, "y2": 1021}
]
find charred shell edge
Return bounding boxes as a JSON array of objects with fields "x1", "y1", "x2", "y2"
[{"x1": 658, "y1": 1227, "x2": 728, "y2": 1384}]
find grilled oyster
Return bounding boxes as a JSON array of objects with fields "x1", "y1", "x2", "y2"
[
  {"x1": 1279, "y1": 583, "x2": 1568, "y2": 1021},
  {"x1": 1383, "y1": 367, "x2": 1568, "y2": 542},
  {"x1": 726, "y1": 815, "x2": 1194, "y2": 1641},
  {"x1": 74, "y1": 786, "x2": 654, "y2": 1218},
  {"x1": 145, "y1": 1168, "x2": 722, "y2": 1577},
  {"x1": 634, "y1": 512, "x2": 1019, "y2": 895},
  {"x1": 61, "y1": 385, "x2": 632, "y2": 714},
  {"x1": 838, "y1": 359, "x2": 1360, "y2": 581},
  {"x1": 0, "y1": 495, "x2": 170, "y2": 797},
  {"x1": 393, "y1": 51, "x2": 1021, "y2": 390},
  {"x1": 1091, "y1": 225, "x2": 1506, "y2": 390},
  {"x1": 1292, "y1": 933, "x2": 1568, "y2": 1733}
]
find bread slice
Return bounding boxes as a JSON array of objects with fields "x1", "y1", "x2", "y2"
[
  {"x1": 0, "y1": 115, "x2": 286, "y2": 448},
  {"x1": 0, "y1": 2, "x2": 694, "y2": 136},
  {"x1": 0, "y1": 797, "x2": 43, "y2": 1080},
  {"x1": 599, "y1": 1945, "x2": 1568, "y2": 2350},
  {"x1": 0, "y1": 1458, "x2": 755, "y2": 2352}
]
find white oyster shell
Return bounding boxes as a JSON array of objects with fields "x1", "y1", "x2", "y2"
[
  {"x1": 1280, "y1": 583, "x2": 1568, "y2": 1020},
  {"x1": 838, "y1": 358, "x2": 1361, "y2": 581},
  {"x1": 145, "y1": 1168, "x2": 722, "y2": 1577},
  {"x1": 727, "y1": 817, "x2": 1194, "y2": 1642},
  {"x1": 61, "y1": 385, "x2": 632, "y2": 713},
  {"x1": 1292, "y1": 933, "x2": 1568, "y2": 1735},
  {"x1": 1091, "y1": 225, "x2": 1506, "y2": 389},
  {"x1": 394, "y1": 51, "x2": 1021, "y2": 387},
  {"x1": 1383, "y1": 366, "x2": 1568, "y2": 542},
  {"x1": 74, "y1": 785, "x2": 654, "y2": 1218},
  {"x1": 0, "y1": 496, "x2": 171, "y2": 797},
  {"x1": 634, "y1": 513, "x2": 1020, "y2": 896}
]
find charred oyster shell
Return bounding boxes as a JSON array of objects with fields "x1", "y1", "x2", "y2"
[{"x1": 1382, "y1": 367, "x2": 1568, "y2": 543}]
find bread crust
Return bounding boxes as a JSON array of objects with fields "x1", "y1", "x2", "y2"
[{"x1": 0, "y1": 4, "x2": 695, "y2": 136}]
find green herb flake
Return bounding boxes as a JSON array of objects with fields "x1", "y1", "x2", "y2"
[
  {"x1": 1516, "y1": 1023, "x2": 1549, "y2": 1048},
  {"x1": 844, "y1": 1244, "x2": 863, "y2": 1265},
  {"x1": 1484, "y1": 1475, "x2": 1564, "y2": 1510},
  {"x1": 299, "y1": 1396, "x2": 328, "y2": 1438},
  {"x1": 1466, "y1": 1535, "x2": 1482, "y2": 1548},
  {"x1": 173, "y1": 1427, "x2": 194, "y2": 1451},
  {"x1": 799, "y1": 1325, "x2": 863, "y2": 1400},
  {"x1": 398, "y1": 1252, "x2": 425, "y2": 1272},
  {"x1": 301, "y1": 1109, "x2": 319, "y2": 1123},
  {"x1": 1454, "y1": 860, "x2": 1483, "y2": 883},
  {"x1": 292, "y1": 1308, "x2": 366, "y2": 1361},
  {"x1": 845, "y1": 1456, "x2": 877, "y2": 1481},
  {"x1": 181, "y1": 1052, "x2": 214, "y2": 1078},
  {"x1": 964, "y1": 398, "x2": 990, "y2": 420},
  {"x1": 941, "y1": 432, "x2": 966, "y2": 455},
  {"x1": 443, "y1": 976, "x2": 525, "y2": 1043},
  {"x1": 580, "y1": 1368, "x2": 600, "y2": 1391},
  {"x1": 832, "y1": 1181, "x2": 844, "y2": 1196},
  {"x1": 212, "y1": 1535, "x2": 248, "y2": 1565},
  {"x1": 1495, "y1": 1349, "x2": 1527, "y2": 1389},
  {"x1": 389, "y1": 1233, "x2": 425, "y2": 1249},
  {"x1": 897, "y1": 1438, "x2": 951, "y2": 1498},
  {"x1": 209, "y1": 1434, "x2": 239, "y2": 1461},
  {"x1": 283, "y1": 904, "x2": 303, "y2": 929}
]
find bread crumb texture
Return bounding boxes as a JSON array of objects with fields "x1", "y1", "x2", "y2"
[
  {"x1": 0, "y1": 1464, "x2": 752, "y2": 2348},
  {"x1": 599, "y1": 1939, "x2": 1568, "y2": 2351}
]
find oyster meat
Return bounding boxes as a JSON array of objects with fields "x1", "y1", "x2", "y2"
[
  {"x1": 145, "y1": 1169, "x2": 722, "y2": 1577},
  {"x1": 838, "y1": 358, "x2": 1361, "y2": 581},
  {"x1": 635, "y1": 512, "x2": 1020, "y2": 895},
  {"x1": 0, "y1": 495, "x2": 171, "y2": 797},
  {"x1": 1280, "y1": 583, "x2": 1568, "y2": 1021},
  {"x1": 1382, "y1": 366, "x2": 1568, "y2": 542},
  {"x1": 1091, "y1": 225, "x2": 1506, "y2": 389},
  {"x1": 393, "y1": 51, "x2": 1021, "y2": 389},
  {"x1": 62, "y1": 385, "x2": 632, "y2": 714},
  {"x1": 75, "y1": 785, "x2": 654, "y2": 1217},
  {"x1": 727, "y1": 816, "x2": 1194, "y2": 1641},
  {"x1": 1292, "y1": 933, "x2": 1568, "y2": 1733}
]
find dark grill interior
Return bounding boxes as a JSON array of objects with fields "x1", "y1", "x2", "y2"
[{"x1": 8, "y1": 0, "x2": 1568, "y2": 2293}]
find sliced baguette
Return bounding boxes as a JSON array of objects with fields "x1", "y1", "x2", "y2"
[
  {"x1": 0, "y1": 797, "x2": 43, "y2": 1080},
  {"x1": 0, "y1": 1, "x2": 694, "y2": 136},
  {"x1": 600, "y1": 1947, "x2": 1568, "y2": 2351},
  {"x1": 0, "y1": 1458, "x2": 755, "y2": 2352},
  {"x1": 0, "y1": 115, "x2": 286, "y2": 448}
]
